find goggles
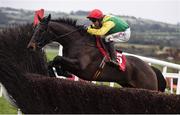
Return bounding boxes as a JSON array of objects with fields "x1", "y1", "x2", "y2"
[{"x1": 89, "y1": 18, "x2": 97, "y2": 22}]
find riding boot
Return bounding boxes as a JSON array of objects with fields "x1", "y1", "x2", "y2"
[{"x1": 108, "y1": 42, "x2": 119, "y2": 66}]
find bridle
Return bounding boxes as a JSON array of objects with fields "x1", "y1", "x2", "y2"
[
  {"x1": 33, "y1": 21, "x2": 81, "y2": 47},
  {"x1": 40, "y1": 23, "x2": 96, "y2": 47},
  {"x1": 34, "y1": 20, "x2": 97, "y2": 49}
]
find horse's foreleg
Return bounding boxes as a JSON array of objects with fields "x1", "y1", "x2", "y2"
[
  {"x1": 55, "y1": 66, "x2": 72, "y2": 77},
  {"x1": 52, "y1": 56, "x2": 80, "y2": 71},
  {"x1": 47, "y1": 61, "x2": 56, "y2": 77}
]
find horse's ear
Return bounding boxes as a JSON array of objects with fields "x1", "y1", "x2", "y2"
[
  {"x1": 47, "y1": 14, "x2": 51, "y2": 21},
  {"x1": 38, "y1": 15, "x2": 42, "y2": 22}
]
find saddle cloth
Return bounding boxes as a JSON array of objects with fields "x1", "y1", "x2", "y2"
[{"x1": 116, "y1": 51, "x2": 126, "y2": 71}]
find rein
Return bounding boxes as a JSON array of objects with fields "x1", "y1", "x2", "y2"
[
  {"x1": 51, "y1": 28, "x2": 81, "y2": 41},
  {"x1": 49, "y1": 28, "x2": 96, "y2": 48}
]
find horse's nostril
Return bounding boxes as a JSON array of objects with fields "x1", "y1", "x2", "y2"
[{"x1": 27, "y1": 43, "x2": 37, "y2": 51}]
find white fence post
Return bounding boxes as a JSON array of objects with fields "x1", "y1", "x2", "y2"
[
  {"x1": 163, "y1": 66, "x2": 173, "y2": 93},
  {"x1": 0, "y1": 83, "x2": 2, "y2": 97},
  {"x1": 162, "y1": 66, "x2": 167, "y2": 74},
  {"x1": 58, "y1": 45, "x2": 63, "y2": 56},
  {"x1": 110, "y1": 82, "x2": 115, "y2": 87},
  {"x1": 92, "y1": 81, "x2": 96, "y2": 84},
  {"x1": 176, "y1": 71, "x2": 180, "y2": 94},
  {"x1": 17, "y1": 109, "x2": 22, "y2": 115}
]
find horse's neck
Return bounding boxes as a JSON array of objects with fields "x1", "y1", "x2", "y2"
[
  {"x1": 49, "y1": 21, "x2": 77, "y2": 46},
  {"x1": 49, "y1": 21, "x2": 75, "y2": 35},
  {"x1": 49, "y1": 21, "x2": 100, "y2": 59}
]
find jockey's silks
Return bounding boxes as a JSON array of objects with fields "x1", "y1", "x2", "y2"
[{"x1": 87, "y1": 15, "x2": 129, "y2": 36}]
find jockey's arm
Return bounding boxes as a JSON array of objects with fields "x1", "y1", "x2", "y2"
[{"x1": 87, "y1": 21, "x2": 115, "y2": 36}]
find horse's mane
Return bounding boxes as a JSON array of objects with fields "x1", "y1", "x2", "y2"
[
  {"x1": 52, "y1": 18, "x2": 79, "y2": 28},
  {"x1": 51, "y1": 17, "x2": 90, "y2": 36},
  {"x1": 0, "y1": 24, "x2": 48, "y2": 75}
]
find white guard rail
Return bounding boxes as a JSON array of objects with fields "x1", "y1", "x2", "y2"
[
  {"x1": 123, "y1": 52, "x2": 180, "y2": 94},
  {"x1": 57, "y1": 45, "x2": 180, "y2": 94}
]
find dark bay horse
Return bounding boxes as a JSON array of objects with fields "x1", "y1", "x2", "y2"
[
  {"x1": 0, "y1": 20, "x2": 179, "y2": 114},
  {"x1": 28, "y1": 14, "x2": 166, "y2": 91}
]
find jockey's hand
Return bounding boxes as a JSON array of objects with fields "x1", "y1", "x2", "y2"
[
  {"x1": 90, "y1": 25, "x2": 95, "y2": 28},
  {"x1": 82, "y1": 24, "x2": 88, "y2": 30}
]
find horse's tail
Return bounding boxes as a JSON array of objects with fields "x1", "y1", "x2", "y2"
[{"x1": 151, "y1": 66, "x2": 166, "y2": 92}]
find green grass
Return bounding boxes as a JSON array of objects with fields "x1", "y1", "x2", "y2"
[
  {"x1": 0, "y1": 97, "x2": 17, "y2": 114},
  {"x1": 44, "y1": 48, "x2": 59, "y2": 61},
  {"x1": 94, "y1": 82, "x2": 121, "y2": 88}
]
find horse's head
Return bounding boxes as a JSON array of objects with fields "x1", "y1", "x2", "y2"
[
  {"x1": 28, "y1": 15, "x2": 94, "y2": 51},
  {"x1": 27, "y1": 14, "x2": 53, "y2": 50}
]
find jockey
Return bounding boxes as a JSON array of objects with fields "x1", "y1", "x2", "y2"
[{"x1": 85, "y1": 9, "x2": 131, "y2": 66}]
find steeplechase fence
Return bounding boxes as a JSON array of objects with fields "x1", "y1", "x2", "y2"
[
  {"x1": 0, "y1": 45, "x2": 179, "y2": 115},
  {"x1": 0, "y1": 45, "x2": 180, "y2": 99}
]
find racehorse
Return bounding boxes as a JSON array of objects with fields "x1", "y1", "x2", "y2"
[
  {"x1": 0, "y1": 21, "x2": 179, "y2": 114},
  {"x1": 27, "y1": 14, "x2": 166, "y2": 91}
]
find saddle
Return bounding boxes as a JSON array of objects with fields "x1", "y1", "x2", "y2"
[{"x1": 96, "y1": 37, "x2": 126, "y2": 71}]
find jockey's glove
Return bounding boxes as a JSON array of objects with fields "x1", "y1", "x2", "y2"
[{"x1": 82, "y1": 24, "x2": 88, "y2": 30}]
